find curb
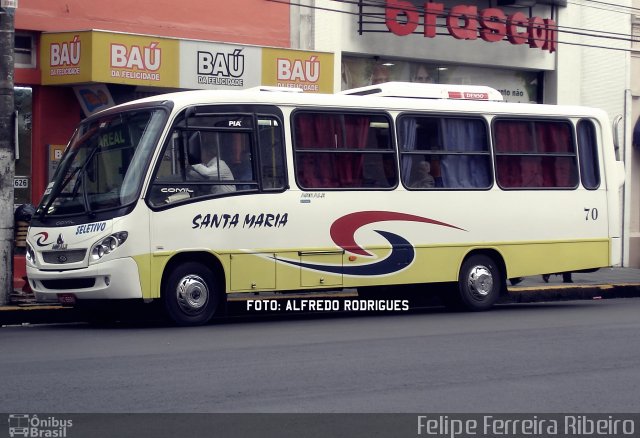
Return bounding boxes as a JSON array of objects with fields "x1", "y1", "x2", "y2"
[
  {"x1": 504, "y1": 283, "x2": 640, "y2": 303},
  {"x1": 0, "y1": 304, "x2": 77, "y2": 326}
]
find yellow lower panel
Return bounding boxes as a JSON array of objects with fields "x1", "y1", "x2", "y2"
[
  {"x1": 134, "y1": 239, "x2": 610, "y2": 297},
  {"x1": 342, "y1": 239, "x2": 610, "y2": 288},
  {"x1": 230, "y1": 253, "x2": 276, "y2": 291},
  {"x1": 135, "y1": 252, "x2": 172, "y2": 299},
  {"x1": 498, "y1": 240, "x2": 610, "y2": 279}
]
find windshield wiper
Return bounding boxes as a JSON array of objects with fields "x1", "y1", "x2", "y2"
[
  {"x1": 80, "y1": 171, "x2": 96, "y2": 219},
  {"x1": 38, "y1": 145, "x2": 99, "y2": 220},
  {"x1": 67, "y1": 168, "x2": 94, "y2": 218},
  {"x1": 38, "y1": 165, "x2": 82, "y2": 220}
]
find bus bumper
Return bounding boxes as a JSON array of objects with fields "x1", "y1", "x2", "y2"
[{"x1": 26, "y1": 257, "x2": 143, "y2": 300}]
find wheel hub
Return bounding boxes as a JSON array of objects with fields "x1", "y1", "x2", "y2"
[
  {"x1": 176, "y1": 275, "x2": 209, "y2": 314},
  {"x1": 467, "y1": 266, "x2": 493, "y2": 300}
]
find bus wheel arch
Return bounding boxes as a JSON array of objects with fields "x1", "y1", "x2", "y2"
[
  {"x1": 455, "y1": 249, "x2": 506, "y2": 311},
  {"x1": 161, "y1": 252, "x2": 226, "y2": 326}
]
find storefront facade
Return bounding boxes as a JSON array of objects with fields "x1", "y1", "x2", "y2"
[
  {"x1": 311, "y1": 0, "x2": 559, "y2": 103},
  {"x1": 12, "y1": 0, "x2": 334, "y2": 292}
]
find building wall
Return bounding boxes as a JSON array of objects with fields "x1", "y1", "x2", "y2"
[
  {"x1": 311, "y1": 0, "x2": 557, "y2": 89},
  {"x1": 554, "y1": 2, "x2": 631, "y2": 266},
  {"x1": 16, "y1": 0, "x2": 290, "y2": 48},
  {"x1": 30, "y1": 87, "x2": 80, "y2": 201},
  {"x1": 630, "y1": 2, "x2": 640, "y2": 267}
]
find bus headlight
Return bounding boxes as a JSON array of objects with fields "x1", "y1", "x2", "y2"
[
  {"x1": 26, "y1": 242, "x2": 36, "y2": 265},
  {"x1": 90, "y1": 232, "x2": 128, "y2": 261}
]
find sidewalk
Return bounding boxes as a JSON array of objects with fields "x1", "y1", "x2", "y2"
[
  {"x1": 503, "y1": 267, "x2": 640, "y2": 303},
  {"x1": 510, "y1": 267, "x2": 640, "y2": 287},
  {"x1": 2, "y1": 268, "x2": 640, "y2": 326}
]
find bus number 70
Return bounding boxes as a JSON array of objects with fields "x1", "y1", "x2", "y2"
[{"x1": 585, "y1": 208, "x2": 599, "y2": 221}]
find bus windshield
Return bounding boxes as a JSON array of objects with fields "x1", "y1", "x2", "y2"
[{"x1": 36, "y1": 107, "x2": 168, "y2": 218}]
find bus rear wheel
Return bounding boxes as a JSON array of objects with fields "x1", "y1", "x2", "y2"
[
  {"x1": 456, "y1": 254, "x2": 502, "y2": 311},
  {"x1": 163, "y1": 261, "x2": 220, "y2": 326}
]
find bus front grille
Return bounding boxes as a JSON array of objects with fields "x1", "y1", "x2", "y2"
[{"x1": 42, "y1": 249, "x2": 87, "y2": 264}]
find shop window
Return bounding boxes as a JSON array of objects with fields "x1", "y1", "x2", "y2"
[
  {"x1": 14, "y1": 87, "x2": 32, "y2": 206},
  {"x1": 494, "y1": 119, "x2": 578, "y2": 189},
  {"x1": 293, "y1": 111, "x2": 395, "y2": 189},
  {"x1": 15, "y1": 34, "x2": 36, "y2": 68},
  {"x1": 398, "y1": 115, "x2": 492, "y2": 189},
  {"x1": 341, "y1": 56, "x2": 541, "y2": 103}
]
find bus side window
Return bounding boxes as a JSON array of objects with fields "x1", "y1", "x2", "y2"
[
  {"x1": 293, "y1": 111, "x2": 394, "y2": 189},
  {"x1": 399, "y1": 115, "x2": 491, "y2": 189},
  {"x1": 218, "y1": 131, "x2": 253, "y2": 189},
  {"x1": 577, "y1": 120, "x2": 600, "y2": 189},
  {"x1": 155, "y1": 133, "x2": 183, "y2": 182},
  {"x1": 494, "y1": 119, "x2": 578, "y2": 189},
  {"x1": 148, "y1": 132, "x2": 189, "y2": 206},
  {"x1": 187, "y1": 130, "x2": 238, "y2": 195},
  {"x1": 258, "y1": 117, "x2": 286, "y2": 190}
]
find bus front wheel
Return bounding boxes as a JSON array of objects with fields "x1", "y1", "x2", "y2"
[
  {"x1": 456, "y1": 254, "x2": 502, "y2": 311},
  {"x1": 163, "y1": 261, "x2": 219, "y2": 326}
]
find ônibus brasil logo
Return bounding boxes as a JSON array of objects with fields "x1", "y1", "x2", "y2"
[{"x1": 8, "y1": 414, "x2": 73, "y2": 438}]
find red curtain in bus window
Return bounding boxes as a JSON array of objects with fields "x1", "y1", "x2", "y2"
[
  {"x1": 338, "y1": 115, "x2": 369, "y2": 187},
  {"x1": 536, "y1": 122, "x2": 572, "y2": 153},
  {"x1": 295, "y1": 113, "x2": 341, "y2": 187},
  {"x1": 494, "y1": 121, "x2": 535, "y2": 188},
  {"x1": 536, "y1": 122, "x2": 575, "y2": 187}
]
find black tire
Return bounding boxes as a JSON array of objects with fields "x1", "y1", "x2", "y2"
[
  {"x1": 162, "y1": 261, "x2": 220, "y2": 326},
  {"x1": 456, "y1": 254, "x2": 502, "y2": 311}
]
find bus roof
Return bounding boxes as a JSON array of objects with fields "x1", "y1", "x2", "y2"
[
  {"x1": 340, "y1": 82, "x2": 504, "y2": 102},
  {"x1": 116, "y1": 83, "x2": 609, "y2": 121}
]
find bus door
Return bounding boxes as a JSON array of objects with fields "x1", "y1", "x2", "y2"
[{"x1": 147, "y1": 105, "x2": 288, "y2": 294}]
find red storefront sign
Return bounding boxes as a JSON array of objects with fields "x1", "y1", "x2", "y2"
[{"x1": 385, "y1": 0, "x2": 557, "y2": 53}]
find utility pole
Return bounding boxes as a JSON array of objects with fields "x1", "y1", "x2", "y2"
[{"x1": 0, "y1": 1, "x2": 16, "y2": 306}]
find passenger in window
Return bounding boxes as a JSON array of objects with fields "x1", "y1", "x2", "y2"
[
  {"x1": 190, "y1": 146, "x2": 236, "y2": 194},
  {"x1": 410, "y1": 64, "x2": 433, "y2": 84},
  {"x1": 412, "y1": 161, "x2": 435, "y2": 188},
  {"x1": 370, "y1": 63, "x2": 391, "y2": 85},
  {"x1": 227, "y1": 133, "x2": 252, "y2": 182}
]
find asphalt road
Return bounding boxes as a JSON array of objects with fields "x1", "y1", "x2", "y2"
[{"x1": 1, "y1": 298, "x2": 640, "y2": 413}]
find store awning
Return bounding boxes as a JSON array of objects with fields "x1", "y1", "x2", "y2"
[{"x1": 41, "y1": 30, "x2": 334, "y2": 93}]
